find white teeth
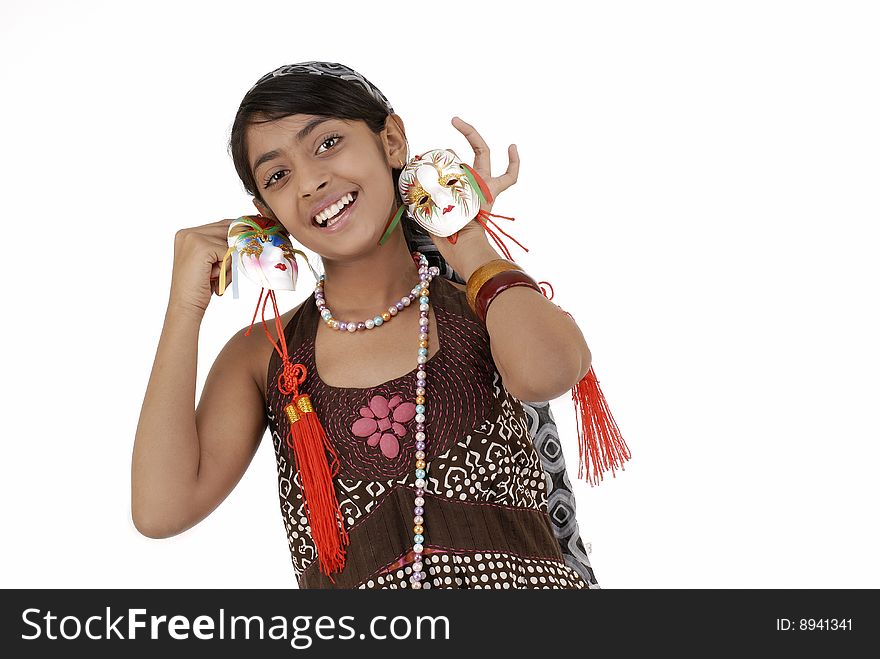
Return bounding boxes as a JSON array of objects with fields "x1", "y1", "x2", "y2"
[{"x1": 315, "y1": 192, "x2": 354, "y2": 225}]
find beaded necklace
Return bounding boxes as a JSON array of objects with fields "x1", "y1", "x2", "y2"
[{"x1": 313, "y1": 250, "x2": 437, "y2": 589}]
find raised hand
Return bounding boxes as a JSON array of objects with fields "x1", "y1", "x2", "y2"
[{"x1": 168, "y1": 218, "x2": 239, "y2": 317}]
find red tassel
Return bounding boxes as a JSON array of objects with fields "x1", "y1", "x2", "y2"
[
  {"x1": 538, "y1": 285, "x2": 631, "y2": 486},
  {"x1": 571, "y1": 366, "x2": 631, "y2": 486},
  {"x1": 284, "y1": 390, "x2": 351, "y2": 582},
  {"x1": 249, "y1": 288, "x2": 350, "y2": 582}
]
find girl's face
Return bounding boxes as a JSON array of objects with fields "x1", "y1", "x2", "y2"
[{"x1": 246, "y1": 114, "x2": 406, "y2": 260}]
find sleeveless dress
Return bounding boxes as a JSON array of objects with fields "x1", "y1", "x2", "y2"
[{"x1": 265, "y1": 274, "x2": 601, "y2": 589}]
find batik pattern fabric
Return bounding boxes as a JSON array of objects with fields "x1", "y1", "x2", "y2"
[{"x1": 265, "y1": 274, "x2": 600, "y2": 589}]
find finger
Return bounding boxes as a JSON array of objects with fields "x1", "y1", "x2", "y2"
[
  {"x1": 200, "y1": 220, "x2": 240, "y2": 240},
  {"x1": 207, "y1": 217, "x2": 238, "y2": 228},
  {"x1": 492, "y1": 144, "x2": 520, "y2": 195},
  {"x1": 202, "y1": 229, "x2": 232, "y2": 243},
  {"x1": 451, "y1": 116, "x2": 491, "y2": 175},
  {"x1": 199, "y1": 236, "x2": 234, "y2": 263}
]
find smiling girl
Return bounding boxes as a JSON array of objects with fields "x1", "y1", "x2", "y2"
[{"x1": 132, "y1": 61, "x2": 602, "y2": 589}]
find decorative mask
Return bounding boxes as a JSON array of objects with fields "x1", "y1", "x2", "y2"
[
  {"x1": 398, "y1": 148, "x2": 489, "y2": 237},
  {"x1": 219, "y1": 215, "x2": 315, "y2": 297}
]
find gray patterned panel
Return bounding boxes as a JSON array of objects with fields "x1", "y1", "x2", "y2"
[{"x1": 518, "y1": 398, "x2": 600, "y2": 587}]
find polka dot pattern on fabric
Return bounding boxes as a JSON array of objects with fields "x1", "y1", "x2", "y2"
[{"x1": 357, "y1": 550, "x2": 592, "y2": 590}]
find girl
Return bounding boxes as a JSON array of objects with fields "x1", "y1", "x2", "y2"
[{"x1": 132, "y1": 61, "x2": 600, "y2": 589}]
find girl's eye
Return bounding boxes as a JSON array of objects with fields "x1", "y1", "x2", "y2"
[
  {"x1": 262, "y1": 134, "x2": 344, "y2": 189},
  {"x1": 443, "y1": 177, "x2": 459, "y2": 186},
  {"x1": 317, "y1": 133, "x2": 343, "y2": 154},
  {"x1": 263, "y1": 169, "x2": 288, "y2": 189}
]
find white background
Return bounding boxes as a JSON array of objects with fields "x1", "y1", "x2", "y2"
[{"x1": 1, "y1": 0, "x2": 877, "y2": 589}]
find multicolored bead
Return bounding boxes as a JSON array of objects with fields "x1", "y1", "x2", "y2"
[{"x1": 315, "y1": 251, "x2": 425, "y2": 332}]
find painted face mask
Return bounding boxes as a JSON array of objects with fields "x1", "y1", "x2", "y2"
[
  {"x1": 389, "y1": 148, "x2": 528, "y2": 262},
  {"x1": 218, "y1": 215, "x2": 317, "y2": 298},
  {"x1": 399, "y1": 148, "x2": 481, "y2": 237}
]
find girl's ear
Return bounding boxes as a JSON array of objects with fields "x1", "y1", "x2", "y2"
[
  {"x1": 385, "y1": 113, "x2": 409, "y2": 165},
  {"x1": 253, "y1": 198, "x2": 275, "y2": 219}
]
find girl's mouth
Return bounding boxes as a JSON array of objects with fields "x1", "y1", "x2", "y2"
[{"x1": 313, "y1": 191, "x2": 359, "y2": 233}]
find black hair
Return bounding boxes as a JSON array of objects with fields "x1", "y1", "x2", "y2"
[{"x1": 227, "y1": 72, "x2": 464, "y2": 284}]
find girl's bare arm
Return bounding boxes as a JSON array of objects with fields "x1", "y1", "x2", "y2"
[
  {"x1": 131, "y1": 303, "x2": 269, "y2": 538},
  {"x1": 131, "y1": 220, "x2": 276, "y2": 538}
]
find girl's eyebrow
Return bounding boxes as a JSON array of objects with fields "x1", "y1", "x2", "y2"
[{"x1": 251, "y1": 117, "x2": 335, "y2": 175}]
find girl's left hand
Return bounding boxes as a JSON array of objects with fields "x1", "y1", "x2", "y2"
[
  {"x1": 451, "y1": 116, "x2": 520, "y2": 214},
  {"x1": 430, "y1": 117, "x2": 520, "y2": 264}
]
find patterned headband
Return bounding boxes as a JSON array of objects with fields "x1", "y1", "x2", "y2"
[{"x1": 246, "y1": 61, "x2": 395, "y2": 114}]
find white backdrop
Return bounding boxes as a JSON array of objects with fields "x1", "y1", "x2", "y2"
[{"x1": 1, "y1": 0, "x2": 877, "y2": 589}]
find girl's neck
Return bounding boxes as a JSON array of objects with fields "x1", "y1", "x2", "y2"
[{"x1": 317, "y1": 229, "x2": 422, "y2": 318}]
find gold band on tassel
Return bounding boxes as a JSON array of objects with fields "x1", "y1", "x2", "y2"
[
  {"x1": 285, "y1": 403, "x2": 301, "y2": 424},
  {"x1": 297, "y1": 395, "x2": 315, "y2": 414},
  {"x1": 466, "y1": 259, "x2": 524, "y2": 312},
  {"x1": 285, "y1": 394, "x2": 316, "y2": 425}
]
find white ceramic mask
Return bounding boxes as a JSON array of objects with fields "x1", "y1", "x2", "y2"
[
  {"x1": 398, "y1": 148, "x2": 483, "y2": 237},
  {"x1": 219, "y1": 216, "x2": 308, "y2": 296}
]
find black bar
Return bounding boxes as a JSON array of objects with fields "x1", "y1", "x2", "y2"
[{"x1": 1, "y1": 589, "x2": 873, "y2": 655}]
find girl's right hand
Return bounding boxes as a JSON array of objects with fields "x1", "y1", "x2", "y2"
[{"x1": 168, "y1": 218, "x2": 236, "y2": 316}]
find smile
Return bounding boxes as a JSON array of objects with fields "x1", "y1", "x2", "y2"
[{"x1": 313, "y1": 191, "x2": 359, "y2": 232}]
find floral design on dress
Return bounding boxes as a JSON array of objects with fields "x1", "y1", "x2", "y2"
[{"x1": 350, "y1": 394, "x2": 416, "y2": 460}]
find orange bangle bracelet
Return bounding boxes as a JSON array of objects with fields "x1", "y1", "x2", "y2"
[{"x1": 465, "y1": 259, "x2": 520, "y2": 310}]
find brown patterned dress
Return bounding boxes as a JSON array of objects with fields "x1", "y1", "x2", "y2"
[{"x1": 265, "y1": 274, "x2": 600, "y2": 589}]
